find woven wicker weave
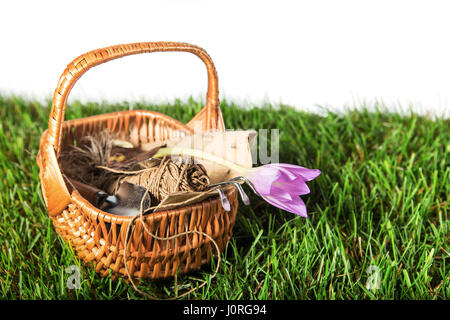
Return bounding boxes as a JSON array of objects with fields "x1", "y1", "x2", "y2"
[{"x1": 36, "y1": 42, "x2": 239, "y2": 280}]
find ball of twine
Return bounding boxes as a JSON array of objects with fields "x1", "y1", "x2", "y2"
[{"x1": 102, "y1": 156, "x2": 210, "y2": 206}]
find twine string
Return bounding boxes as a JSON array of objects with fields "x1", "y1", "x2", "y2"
[
  {"x1": 123, "y1": 187, "x2": 222, "y2": 300},
  {"x1": 97, "y1": 156, "x2": 209, "y2": 201}
]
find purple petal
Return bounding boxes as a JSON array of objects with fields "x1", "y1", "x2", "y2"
[
  {"x1": 272, "y1": 176, "x2": 311, "y2": 196},
  {"x1": 276, "y1": 164, "x2": 321, "y2": 181},
  {"x1": 245, "y1": 163, "x2": 319, "y2": 217},
  {"x1": 247, "y1": 165, "x2": 313, "y2": 197},
  {"x1": 246, "y1": 166, "x2": 281, "y2": 195},
  {"x1": 262, "y1": 195, "x2": 308, "y2": 217},
  {"x1": 265, "y1": 164, "x2": 298, "y2": 180},
  {"x1": 247, "y1": 165, "x2": 301, "y2": 196},
  {"x1": 267, "y1": 187, "x2": 294, "y2": 201}
]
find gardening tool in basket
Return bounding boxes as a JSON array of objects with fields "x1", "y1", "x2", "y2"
[{"x1": 36, "y1": 42, "x2": 240, "y2": 283}]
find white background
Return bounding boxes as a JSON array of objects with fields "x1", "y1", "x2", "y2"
[{"x1": 0, "y1": 0, "x2": 449, "y2": 117}]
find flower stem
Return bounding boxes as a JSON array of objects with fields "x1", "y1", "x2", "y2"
[{"x1": 153, "y1": 147, "x2": 249, "y2": 174}]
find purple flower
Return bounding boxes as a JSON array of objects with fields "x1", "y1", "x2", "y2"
[{"x1": 245, "y1": 164, "x2": 321, "y2": 217}]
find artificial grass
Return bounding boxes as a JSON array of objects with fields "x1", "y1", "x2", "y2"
[{"x1": 0, "y1": 95, "x2": 448, "y2": 300}]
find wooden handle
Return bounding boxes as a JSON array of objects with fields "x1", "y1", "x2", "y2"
[{"x1": 48, "y1": 42, "x2": 224, "y2": 154}]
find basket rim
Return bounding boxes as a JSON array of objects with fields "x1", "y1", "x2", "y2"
[{"x1": 60, "y1": 109, "x2": 194, "y2": 134}]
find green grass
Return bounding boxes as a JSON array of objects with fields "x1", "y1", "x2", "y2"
[{"x1": 0, "y1": 95, "x2": 448, "y2": 300}]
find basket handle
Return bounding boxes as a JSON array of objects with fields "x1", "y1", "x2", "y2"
[{"x1": 47, "y1": 42, "x2": 224, "y2": 155}]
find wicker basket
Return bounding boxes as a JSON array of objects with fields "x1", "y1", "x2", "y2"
[{"x1": 36, "y1": 42, "x2": 239, "y2": 280}]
